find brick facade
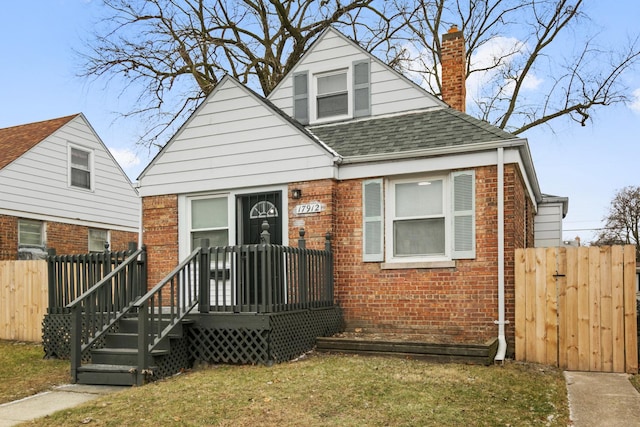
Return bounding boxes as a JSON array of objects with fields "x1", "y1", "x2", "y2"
[
  {"x1": 0, "y1": 213, "x2": 137, "y2": 260},
  {"x1": 142, "y1": 195, "x2": 179, "y2": 289},
  {"x1": 140, "y1": 164, "x2": 535, "y2": 346}
]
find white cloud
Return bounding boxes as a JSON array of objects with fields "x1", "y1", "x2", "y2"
[
  {"x1": 630, "y1": 88, "x2": 640, "y2": 114},
  {"x1": 109, "y1": 147, "x2": 142, "y2": 179}
]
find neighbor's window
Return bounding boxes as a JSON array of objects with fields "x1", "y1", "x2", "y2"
[
  {"x1": 89, "y1": 229, "x2": 109, "y2": 252},
  {"x1": 69, "y1": 146, "x2": 93, "y2": 190},
  {"x1": 190, "y1": 196, "x2": 229, "y2": 250},
  {"x1": 18, "y1": 219, "x2": 44, "y2": 247},
  {"x1": 316, "y1": 70, "x2": 348, "y2": 118}
]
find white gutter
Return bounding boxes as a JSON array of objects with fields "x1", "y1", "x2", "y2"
[{"x1": 495, "y1": 147, "x2": 507, "y2": 362}]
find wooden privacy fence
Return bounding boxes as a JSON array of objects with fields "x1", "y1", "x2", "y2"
[
  {"x1": 515, "y1": 245, "x2": 638, "y2": 373},
  {"x1": 0, "y1": 260, "x2": 48, "y2": 342}
]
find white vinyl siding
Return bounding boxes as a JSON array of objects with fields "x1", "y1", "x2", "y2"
[
  {"x1": 0, "y1": 115, "x2": 139, "y2": 231},
  {"x1": 268, "y1": 28, "x2": 444, "y2": 119},
  {"x1": 362, "y1": 179, "x2": 384, "y2": 261},
  {"x1": 139, "y1": 77, "x2": 336, "y2": 197},
  {"x1": 534, "y1": 203, "x2": 564, "y2": 247}
]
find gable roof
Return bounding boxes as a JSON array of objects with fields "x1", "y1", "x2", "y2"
[
  {"x1": 308, "y1": 108, "x2": 517, "y2": 158},
  {"x1": 0, "y1": 114, "x2": 78, "y2": 170}
]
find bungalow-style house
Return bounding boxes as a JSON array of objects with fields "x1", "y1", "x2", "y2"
[
  {"x1": 0, "y1": 114, "x2": 139, "y2": 259},
  {"x1": 136, "y1": 25, "x2": 568, "y2": 363},
  {"x1": 48, "y1": 26, "x2": 568, "y2": 386}
]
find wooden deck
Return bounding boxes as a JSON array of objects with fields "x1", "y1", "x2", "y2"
[{"x1": 316, "y1": 334, "x2": 498, "y2": 365}]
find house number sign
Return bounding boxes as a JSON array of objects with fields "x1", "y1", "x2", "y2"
[{"x1": 295, "y1": 203, "x2": 323, "y2": 214}]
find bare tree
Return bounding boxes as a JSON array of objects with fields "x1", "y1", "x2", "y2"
[
  {"x1": 80, "y1": 0, "x2": 640, "y2": 147},
  {"x1": 593, "y1": 186, "x2": 640, "y2": 259},
  {"x1": 391, "y1": 0, "x2": 640, "y2": 134},
  {"x1": 79, "y1": 0, "x2": 389, "y2": 148}
]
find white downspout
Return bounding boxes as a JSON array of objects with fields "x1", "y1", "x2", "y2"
[{"x1": 495, "y1": 147, "x2": 507, "y2": 362}]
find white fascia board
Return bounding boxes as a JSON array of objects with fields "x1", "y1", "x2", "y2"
[{"x1": 0, "y1": 208, "x2": 139, "y2": 233}]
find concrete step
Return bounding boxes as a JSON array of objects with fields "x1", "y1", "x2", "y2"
[{"x1": 76, "y1": 364, "x2": 139, "y2": 386}]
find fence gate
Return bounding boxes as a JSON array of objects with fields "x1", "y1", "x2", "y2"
[{"x1": 515, "y1": 245, "x2": 637, "y2": 373}]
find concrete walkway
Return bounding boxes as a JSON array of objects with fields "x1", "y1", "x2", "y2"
[
  {"x1": 565, "y1": 371, "x2": 640, "y2": 426},
  {"x1": 0, "y1": 384, "x2": 127, "y2": 427}
]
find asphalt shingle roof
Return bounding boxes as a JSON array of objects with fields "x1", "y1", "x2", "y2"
[
  {"x1": 0, "y1": 114, "x2": 78, "y2": 170},
  {"x1": 307, "y1": 108, "x2": 517, "y2": 158}
]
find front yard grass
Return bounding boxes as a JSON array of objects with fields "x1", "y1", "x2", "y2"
[
  {"x1": 0, "y1": 339, "x2": 69, "y2": 404},
  {"x1": 27, "y1": 353, "x2": 570, "y2": 426}
]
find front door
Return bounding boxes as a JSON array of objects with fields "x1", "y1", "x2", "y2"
[
  {"x1": 237, "y1": 192, "x2": 283, "y2": 309},
  {"x1": 238, "y1": 191, "x2": 282, "y2": 245}
]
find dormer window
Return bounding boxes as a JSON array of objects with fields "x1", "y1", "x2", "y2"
[
  {"x1": 292, "y1": 59, "x2": 370, "y2": 124},
  {"x1": 317, "y1": 70, "x2": 348, "y2": 118}
]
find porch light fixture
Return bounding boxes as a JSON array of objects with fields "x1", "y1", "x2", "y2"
[{"x1": 292, "y1": 189, "x2": 302, "y2": 199}]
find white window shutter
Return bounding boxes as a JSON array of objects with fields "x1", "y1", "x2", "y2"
[
  {"x1": 353, "y1": 60, "x2": 370, "y2": 118},
  {"x1": 452, "y1": 170, "x2": 475, "y2": 259},
  {"x1": 363, "y1": 179, "x2": 383, "y2": 261},
  {"x1": 293, "y1": 72, "x2": 309, "y2": 124}
]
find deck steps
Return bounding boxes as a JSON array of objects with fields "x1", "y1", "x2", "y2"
[
  {"x1": 316, "y1": 336, "x2": 499, "y2": 365},
  {"x1": 77, "y1": 317, "x2": 192, "y2": 386}
]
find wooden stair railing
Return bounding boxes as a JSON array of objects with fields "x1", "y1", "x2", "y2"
[{"x1": 66, "y1": 246, "x2": 146, "y2": 383}]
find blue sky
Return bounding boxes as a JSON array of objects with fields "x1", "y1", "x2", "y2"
[{"x1": 1, "y1": 0, "x2": 639, "y2": 245}]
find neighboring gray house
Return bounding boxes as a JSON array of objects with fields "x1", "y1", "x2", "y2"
[
  {"x1": 534, "y1": 194, "x2": 569, "y2": 247},
  {"x1": 0, "y1": 114, "x2": 140, "y2": 259}
]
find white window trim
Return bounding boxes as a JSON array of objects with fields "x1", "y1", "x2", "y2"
[
  {"x1": 311, "y1": 68, "x2": 351, "y2": 124},
  {"x1": 67, "y1": 143, "x2": 95, "y2": 191},
  {"x1": 385, "y1": 174, "x2": 452, "y2": 263}
]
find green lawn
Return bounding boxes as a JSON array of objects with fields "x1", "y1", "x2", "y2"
[{"x1": 25, "y1": 353, "x2": 570, "y2": 426}]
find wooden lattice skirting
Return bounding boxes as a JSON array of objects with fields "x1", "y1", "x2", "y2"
[{"x1": 186, "y1": 306, "x2": 343, "y2": 365}]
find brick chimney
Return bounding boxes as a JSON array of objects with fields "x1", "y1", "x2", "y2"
[{"x1": 441, "y1": 25, "x2": 466, "y2": 112}]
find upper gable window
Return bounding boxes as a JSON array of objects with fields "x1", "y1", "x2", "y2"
[
  {"x1": 69, "y1": 145, "x2": 93, "y2": 190},
  {"x1": 293, "y1": 59, "x2": 370, "y2": 124},
  {"x1": 317, "y1": 71, "x2": 348, "y2": 118}
]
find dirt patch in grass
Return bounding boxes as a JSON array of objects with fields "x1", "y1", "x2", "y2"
[
  {"x1": 0, "y1": 340, "x2": 70, "y2": 404},
  {"x1": 27, "y1": 353, "x2": 569, "y2": 426}
]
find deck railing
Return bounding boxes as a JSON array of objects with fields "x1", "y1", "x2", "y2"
[
  {"x1": 132, "y1": 246, "x2": 205, "y2": 385},
  {"x1": 47, "y1": 243, "x2": 139, "y2": 314},
  {"x1": 205, "y1": 227, "x2": 334, "y2": 313},
  {"x1": 66, "y1": 246, "x2": 146, "y2": 382}
]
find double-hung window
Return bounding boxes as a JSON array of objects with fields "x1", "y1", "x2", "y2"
[
  {"x1": 362, "y1": 171, "x2": 475, "y2": 263},
  {"x1": 69, "y1": 145, "x2": 93, "y2": 190},
  {"x1": 316, "y1": 70, "x2": 348, "y2": 118},
  {"x1": 190, "y1": 196, "x2": 229, "y2": 250},
  {"x1": 292, "y1": 59, "x2": 370, "y2": 123}
]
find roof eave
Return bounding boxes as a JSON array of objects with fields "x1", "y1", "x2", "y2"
[{"x1": 340, "y1": 137, "x2": 543, "y2": 202}]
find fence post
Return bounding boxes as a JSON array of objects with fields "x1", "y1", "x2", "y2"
[
  {"x1": 260, "y1": 220, "x2": 271, "y2": 244},
  {"x1": 69, "y1": 304, "x2": 81, "y2": 383},
  {"x1": 298, "y1": 228, "x2": 308, "y2": 306},
  {"x1": 199, "y1": 239, "x2": 210, "y2": 313},
  {"x1": 325, "y1": 232, "x2": 333, "y2": 306},
  {"x1": 137, "y1": 301, "x2": 149, "y2": 386},
  {"x1": 46, "y1": 248, "x2": 57, "y2": 314}
]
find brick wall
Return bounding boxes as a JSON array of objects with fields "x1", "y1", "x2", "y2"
[
  {"x1": 441, "y1": 26, "x2": 466, "y2": 112},
  {"x1": 329, "y1": 164, "x2": 530, "y2": 345},
  {"x1": 142, "y1": 195, "x2": 179, "y2": 290},
  {"x1": 288, "y1": 179, "x2": 337, "y2": 249},
  {"x1": 0, "y1": 213, "x2": 137, "y2": 260}
]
